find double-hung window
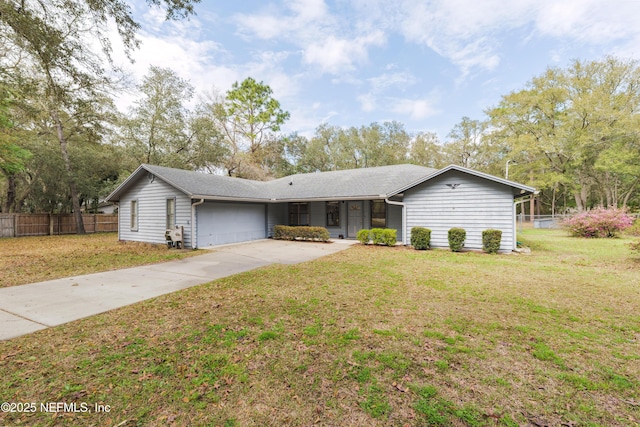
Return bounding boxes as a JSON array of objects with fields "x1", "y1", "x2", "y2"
[
  {"x1": 289, "y1": 203, "x2": 309, "y2": 226},
  {"x1": 130, "y1": 200, "x2": 138, "y2": 231},
  {"x1": 166, "y1": 198, "x2": 176, "y2": 229},
  {"x1": 371, "y1": 200, "x2": 386, "y2": 228}
]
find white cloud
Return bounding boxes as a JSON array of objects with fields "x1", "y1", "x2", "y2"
[
  {"x1": 389, "y1": 97, "x2": 439, "y2": 120},
  {"x1": 288, "y1": 0, "x2": 329, "y2": 22},
  {"x1": 302, "y1": 32, "x2": 385, "y2": 74},
  {"x1": 358, "y1": 93, "x2": 376, "y2": 112},
  {"x1": 108, "y1": 10, "x2": 299, "y2": 112},
  {"x1": 532, "y1": 0, "x2": 640, "y2": 59},
  {"x1": 367, "y1": 71, "x2": 417, "y2": 93},
  {"x1": 355, "y1": 71, "x2": 419, "y2": 115},
  {"x1": 109, "y1": 0, "x2": 640, "y2": 140},
  {"x1": 533, "y1": 0, "x2": 632, "y2": 42},
  {"x1": 281, "y1": 105, "x2": 338, "y2": 137},
  {"x1": 234, "y1": 0, "x2": 332, "y2": 41},
  {"x1": 235, "y1": 1, "x2": 385, "y2": 76},
  {"x1": 356, "y1": 84, "x2": 440, "y2": 120},
  {"x1": 392, "y1": 0, "x2": 533, "y2": 77},
  {"x1": 390, "y1": 0, "x2": 640, "y2": 77}
]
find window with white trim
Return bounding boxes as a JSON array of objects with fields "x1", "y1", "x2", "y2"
[
  {"x1": 130, "y1": 200, "x2": 138, "y2": 230},
  {"x1": 166, "y1": 198, "x2": 176, "y2": 229}
]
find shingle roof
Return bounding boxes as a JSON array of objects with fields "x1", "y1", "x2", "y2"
[
  {"x1": 143, "y1": 164, "x2": 268, "y2": 199},
  {"x1": 267, "y1": 164, "x2": 437, "y2": 200},
  {"x1": 106, "y1": 164, "x2": 267, "y2": 202},
  {"x1": 107, "y1": 163, "x2": 534, "y2": 202}
]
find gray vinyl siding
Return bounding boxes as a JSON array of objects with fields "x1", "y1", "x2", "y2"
[
  {"x1": 404, "y1": 171, "x2": 514, "y2": 252},
  {"x1": 267, "y1": 203, "x2": 288, "y2": 237},
  {"x1": 363, "y1": 200, "x2": 371, "y2": 231},
  {"x1": 387, "y1": 203, "x2": 403, "y2": 242},
  {"x1": 118, "y1": 177, "x2": 192, "y2": 248},
  {"x1": 309, "y1": 202, "x2": 325, "y2": 226}
]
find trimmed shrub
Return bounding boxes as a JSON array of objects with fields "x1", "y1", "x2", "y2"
[
  {"x1": 448, "y1": 227, "x2": 466, "y2": 252},
  {"x1": 371, "y1": 228, "x2": 397, "y2": 246},
  {"x1": 482, "y1": 229, "x2": 502, "y2": 254},
  {"x1": 382, "y1": 229, "x2": 397, "y2": 246},
  {"x1": 411, "y1": 227, "x2": 431, "y2": 250},
  {"x1": 371, "y1": 228, "x2": 385, "y2": 245},
  {"x1": 562, "y1": 207, "x2": 634, "y2": 238},
  {"x1": 273, "y1": 225, "x2": 330, "y2": 242},
  {"x1": 356, "y1": 229, "x2": 371, "y2": 245}
]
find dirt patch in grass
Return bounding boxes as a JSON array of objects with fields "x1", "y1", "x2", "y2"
[
  {"x1": 1, "y1": 229, "x2": 639, "y2": 426},
  {"x1": 0, "y1": 233, "x2": 199, "y2": 288}
]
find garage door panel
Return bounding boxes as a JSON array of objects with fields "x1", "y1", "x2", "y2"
[{"x1": 197, "y1": 202, "x2": 265, "y2": 247}]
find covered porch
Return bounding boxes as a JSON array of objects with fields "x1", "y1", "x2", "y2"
[{"x1": 267, "y1": 199, "x2": 404, "y2": 242}]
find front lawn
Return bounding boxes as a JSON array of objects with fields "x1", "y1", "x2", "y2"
[
  {"x1": 1, "y1": 229, "x2": 639, "y2": 426},
  {"x1": 0, "y1": 233, "x2": 199, "y2": 288}
]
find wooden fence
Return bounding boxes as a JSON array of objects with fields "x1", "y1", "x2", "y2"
[{"x1": 0, "y1": 213, "x2": 118, "y2": 238}]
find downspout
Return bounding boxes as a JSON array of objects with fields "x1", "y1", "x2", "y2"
[
  {"x1": 114, "y1": 202, "x2": 120, "y2": 241},
  {"x1": 384, "y1": 198, "x2": 406, "y2": 245},
  {"x1": 191, "y1": 198, "x2": 205, "y2": 249}
]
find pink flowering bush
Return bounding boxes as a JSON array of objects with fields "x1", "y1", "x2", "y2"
[{"x1": 562, "y1": 207, "x2": 634, "y2": 238}]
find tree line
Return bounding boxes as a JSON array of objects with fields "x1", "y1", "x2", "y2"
[{"x1": 1, "y1": 2, "x2": 639, "y2": 234}]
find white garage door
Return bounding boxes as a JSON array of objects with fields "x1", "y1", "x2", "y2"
[{"x1": 197, "y1": 202, "x2": 266, "y2": 247}]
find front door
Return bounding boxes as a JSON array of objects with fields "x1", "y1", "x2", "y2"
[{"x1": 347, "y1": 201, "x2": 363, "y2": 238}]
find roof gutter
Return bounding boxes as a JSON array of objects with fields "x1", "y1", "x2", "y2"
[
  {"x1": 384, "y1": 198, "x2": 407, "y2": 245},
  {"x1": 191, "y1": 198, "x2": 205, "y2": 249},
  {"x1": 274, "y1": 195, "x2": 387, "y2": 203},
  {"x1": 190, "y1": 195, "x2": 391, "y2": 203},
  {"x1": 191, "y1": 195, "x2": 272, "y2": 203}
]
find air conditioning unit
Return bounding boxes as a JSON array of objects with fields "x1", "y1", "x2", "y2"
[{"x1": 165, "y1": 225, "x2": 184, "y2": 249}]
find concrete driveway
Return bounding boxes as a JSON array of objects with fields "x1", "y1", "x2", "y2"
[{"x1": 0, "y1": 239, "x2": 355, "y2": 341}]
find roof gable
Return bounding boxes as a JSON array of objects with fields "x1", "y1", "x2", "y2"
[{"x1": 388, "y1": 164, "x2": 536, "y2": 197}]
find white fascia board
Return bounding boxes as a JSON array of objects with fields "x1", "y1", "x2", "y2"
[
  {"x1": 106, "y1": 164, "x2": 146, "y2": 202},
  {"x1": 268, "y1": 195, "x2": 387, "y2": 203},
  {"x1": 191, "y1": 195, "x2": 272, "y2": 203}
]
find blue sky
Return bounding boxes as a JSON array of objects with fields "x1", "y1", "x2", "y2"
[{"x1": 114, "y1": 0, "x2": 640, "y2": 141}]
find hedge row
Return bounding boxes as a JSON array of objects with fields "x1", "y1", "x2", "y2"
[
  {"x1": 410, "y1": 226, "x2": 503, "y2": 254},
  {"x1": 273, "y1": 225, "x2": 330, "y2": 242},
  {"x1": 357, "y1": 228, "x2": 397, "y2": 246}
]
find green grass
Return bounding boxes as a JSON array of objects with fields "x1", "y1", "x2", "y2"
[{"x1": 1, "y1": 228, "x2": 639, "y2": 426}]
